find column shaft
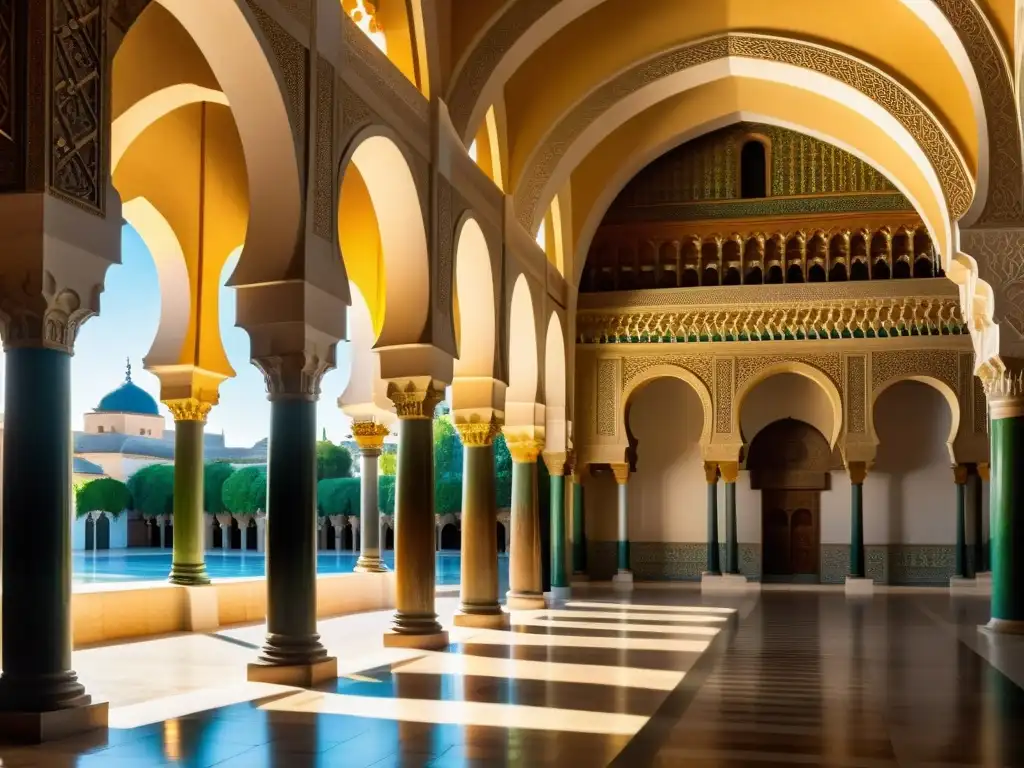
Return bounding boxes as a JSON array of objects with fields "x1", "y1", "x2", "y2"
[
  {"x1": 955, "y1": 466, "x2": 968, "y2": 579},
  {"x1": 0, "y1": 348, "x2": 89, "y2": 711},
  {"x1": 725, "y1": 482, "x2": 738, "y2": 575},
  {"x1": 704, "y1": 462, "x2": 720, "y2": 575},
  {"x1": 355, "y1": 450, "x2": 384, "y2": 571},
  {"x1": 258, "y1": 398, "x2": 327, "y2": 666},
  {"x1": 990, "y1": 415, "x2": 1024, "y2": 626},
  {"x1": 850, "y1": 482, "x2": 865, "y2": 578},
  {"x1": 167, "y1": 418, "x2": 209, "y2": 583},
  {"x1": 459, "y1": 441, "x2": 500, "y2": 616},
  {"x1": 571, "y1": 476, "x2": 587, "y2": 575},
  {"x1": 617, "y1": 481, "x2": 630, "y2": 571},
  {"x1": 971, "y1": 471, "x2": 983, "y2": 576},
  {"x1": 550, "y1": 471, "x2": 568, "y2": 589},
  {"x1": 508, "y1": 454, "x2": 543, "y2": 606}
]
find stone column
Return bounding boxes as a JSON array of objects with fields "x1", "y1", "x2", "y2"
[
  {"x1": 845, "y1": 462, "x2": 874, "y2": 594},
  {"x1": 454, "y1": 419, "x2": 507, "y2": 628},
  {"x1": 505, "y1": 435, "x2": 546, "y2": 609},
  {"x1": 157, "y1": 515, "x2": 168, "y2": 549},
  {"x1": 353, "y1": 422, "x2": 389, "y2": 572},
  {"x1": 166, "y1": 400, "x2": 213, "y2": 584},
  {"x1": 570, "y1": 462, "x2": 588, "y2": 579},
  {"x1": 256, "y1": 513, "x2": 266, "y2": 553},
  {"x1": 611, "y1": 463, "x2": 633, "y2": 590},
  {"x1": 954, "y1": 464, "x2": 969, "y2": 581},
  {"x1": 983, "y1": 372, "x2": 1024, "y2": 633},
  {"x1": 720, "y1": 461, "x2": 740, "y2": 575},
  {"x1": 384, "y1": 382, "x2": 448, "y2": 649},
  {"x1": 544, "y1": 452, "x2": 570, "y2": 600},
  {"x1": 703, "y1": 462, "x2": 721, "y2": 575},
  {"x1": 247, "y1": 353, "x2": 337, "y2": 685},
  {"x1": 217, "y1": 514, "x2": 233, "y2": 552},
  {"x1": 978, "y1": 463, "x2": 990, "y2": 573}
]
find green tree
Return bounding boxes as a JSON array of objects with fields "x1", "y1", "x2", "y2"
[
  {"x1": 317, "y1": 477, "x2": 361, "y2": 517},
  {"x1": 494, "y1": 432, "x2": 512, "y2": 508},
  {"x1": 127, "y1": 464, "x2": 175, "y2": 517},
  {"x1": 436, "y1": 477, "x2": 462, "y2": 516},
  {"x1": 317, "y1": 441, "x2": 354, "y2": 480},
  {"x1": 378, "y1": 475, "x2": 396, "y2": 516},
  {"x1": 221, "y1": 466, "x2": 267, "y2": 514},
  {"x1": 75, "y1": 477, "x2": 131, "y2": 519},
  {"x1": 203, "y1": 462, "x2": 236, "y2": 514},
  {"x1": 433, "y1": 413, "x2": 462, "y2": 483},
  {"x1": 379, "y1": 451, "x2": 397, "y2": 477}
]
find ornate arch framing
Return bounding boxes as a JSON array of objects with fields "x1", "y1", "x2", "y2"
[
  {"x1": 514, "y1": 33, "x2": 973, "y2": 234},
  {"x1": 621, "y1": 363, "x2": 715, "y2": 449}
]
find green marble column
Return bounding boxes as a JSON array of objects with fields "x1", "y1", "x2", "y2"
[
  {"x1": 166, "y1": 401, "x2": 211, "y2": 585},
  {"x1": 704, "y1": 462, "x2": 721, "y2": 575},
  {"x1": 849, "y1": 462, "x2": 867, "y2": 579},
  {"x1": 506, "y1": 438, "x2": 544, "y2": 609},
  {"x1": 571, "y1": 471, "x2": 587, "y2": 576},
  {"x1": 721, "y1": 461, "x2": 739, "y2": 575},
  {"x1": 0, "y1": 347, "x2": 91, "y2": 712},
  {"x1": 971, "y1": 471, "x2": 983, "y2": 577},
  {"x1": 978, "y1": 463, "x2": 990, "y2": 572},
  {"x1": 545, "y1": 453, "x2": 568, "y2": 596},
  {"x1": 986, "y1": 395, "x2": 1024, "y2": 632},
  {"x1": 954, "y1": 465, "x2": 968, "y2": 579},
  {"x1": 612, "y1": 464, "x2": 631, "y2": 572}
]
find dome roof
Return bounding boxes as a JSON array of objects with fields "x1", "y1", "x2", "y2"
[{"x1": 95, "y1": 361, "x2": 159, "y2": 416}]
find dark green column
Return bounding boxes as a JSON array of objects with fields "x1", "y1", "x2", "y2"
[
  {"x1": 849, "y1": 462, "x2": 867, "y2": 579},
  {"x1": 546, "y1": 454, "x2": 568, "y2": 593},
  {"x1": 571, "y1": 470, "x2": 587, "y2": 575},
  {"x1": 954, "y1": 465, "x2": 968, "y2": 579},
  {"x1": 722, "y1": 461, "x2": 739, "y2": 575},
  {"x1": 0, "y1": 348, "x2": 91, "y2": 712},
  {"x1": 255, "y1": 396, "x2": 330, "y2": 667},
  {"x1": 987, "y1": 402, "x2": 1024, "y2": 632},
  {"x1": 704, "y1": 462, "x2": 721, "y2": 575},
  {"x1": 167, "y1": 404, "x2": 210, "y2": 585},
  {"x1": 973, "y1": 467, "x2": 987, "y2": 573}
]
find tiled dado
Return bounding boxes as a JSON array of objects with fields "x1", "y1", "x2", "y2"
[{"x1": 587, "y1": 541, "x2": 956, "y2": 585}]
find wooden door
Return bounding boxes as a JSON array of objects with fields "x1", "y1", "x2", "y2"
[{"x1": 761, "y1": 491, "x2": 820, "y2": 578}]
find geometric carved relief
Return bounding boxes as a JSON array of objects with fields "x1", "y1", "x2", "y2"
[
  {"x1": 245, "y1": 0, "x2": 306, "y2": 143},
  {"x1": 847, "y1": 355, "x2": 867, "y2": 434},
  {"x1": 596, "y1": 358, "x2": 616, "y2": 436},
  {"x1": 960, "y1": 227, "x2": 1024, "y2": 343},
  {"x1": 973, "y1": 371, "x2": 987, "y2": 434},
  {"x1": 0, "y1": 0, "x2": 20, "y2": 192},
  {"x1": 870, "y1": 349, "x2": 959, "y2": 395},
  {"x1": 714, "y1": 358, "x2": 733, "y2": 434},
  {"x1": 735, "y1": 354, "x2": 843, "y2": 395},
  {"x1": 313, "y1": 57, "x2": 335, "y2": 240},
  {"x1": 621, "y1": 355, "x2": 713, "y2": 394},
  {"x1": 436, "y1": 175, "x2": 454, "y2": 324}
]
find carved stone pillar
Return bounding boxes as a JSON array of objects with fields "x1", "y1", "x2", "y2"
[
  {"x1": 720, "y1": 461, "x2": 740, "y2": 575},
  {"x1": 953, "y1": 464, "x2": 970, "y2": 582},
  {"x1": 384, "y1": 380, "x2": 448, "y2": 649},
  {"x1": 544, "y1": 452, "x2": 570, "y2": 600},
  {"x1": 978, "y1": 462, "x2": 990, "y2": 573},
  {"x1": 247, "y1": 351, "x2": 337, "y2": 685},
  {"x1": 703, "y1": 461, "x2": 721, "y2": 576},
  {"x1": 352, "y1": 421, "x2": 390, "y2": 573},
  {"x1": 453, "y1": 418, "x2": 507, "y2": 628},
  {"x1": 217, "y1": 514, "x2": 234, "y2": 552},
  {"x1": 845, "y1": 462, "x2": 874, "y2": 595},
  {"x1": 610, "y1": 463, "x2": 633, "y2": 590},
  {"x1": 164, "y1": 398, "x2": 214, "y2": 582},
  {"x1": 505, "y1": 434, "x2": 546, "y2": 609}
]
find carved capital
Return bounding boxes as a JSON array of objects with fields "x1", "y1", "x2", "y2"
[
  {"x1": 703, "y1": 461, "x2": 719, "y2": 484},
  {"x1": 543, "y1": 452, "x2": 568, "y2": 477},
  {"x1": 953, "y1": 464, "x2": 970, "y2": 485},
  {"x1": 980, "y1": 358, "x2": 1024, "y2": 419},
  {"x1": 505, "y1": 438, "x2": 543, "y2": 464},
  {"x1": 847, "y1": 461, "x2": 868, "y2": 485},
  {"x1": 455, "y1": 415, "x2": 503, "y2": 447},
  {"x1": 719, "y1": 461, "x2": 740, "y2": 484},
  {"x1": 0, "y1": 282, "x2": 97, "y2": 354},
  {"x1": 386, "y1": 378, "x2": 445, "y2": 420},
  {"x1": 978, "y1": 462, "x2": 990, "y2": 482},
  {"x1": 610, "y1": 463, "x2": 630, "y2": 485},
  {"x1": 164, "y1": 397, "x2": 213, "y2": 423},
  {"x1": 253, "y1": 350, "x2": 334, "y2": 401},
  {"x1": 351, "y1": 420, "x2": 390, "y2": 455}
]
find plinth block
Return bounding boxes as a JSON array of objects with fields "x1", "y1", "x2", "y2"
[
  {"x1": 383, "y1": 630, "x2": 450, "y2": 650},
  {"x1": 548, "y1": 586, "x2": 572, "y2": 601},
  {"x1": 506, "y1": 593, "x2": 546, "y2": 610},
  {"x1": 0, "y1": 701, "x2": 108, "y2": 744},
  {"x1": 845, "y1": 577, "x2": 875, "y2": 596},
  {"x1": 949, "y1": 576, "x2": 977, "y2": 592},
  {"x1": 247, "y1": 656, "x2": 338, "y2": 687},
  {"x1": 612, "y1": 572, "x2": 634, "y2": 592},
  {"x1": 981, "y1": 618, "x2": 1024, "y2": 635},
  {"x1": 701, "y1": 573, "x2": 755, "y2": 592},
  {"x1": 453, "y1": 611, "x2": 510, "y2": 630}
]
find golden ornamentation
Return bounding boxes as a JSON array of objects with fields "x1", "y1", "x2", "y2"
[
  {"x1": 577, "y1": 297, "x2": 966, "y2": 345},
  {"x1": 703, "y1": 461, "x2": 719, "y2": 484},
  {"x1": 736, "y1": 355, "x2": 843, "y2": 397},
  {"x1": 352, "y1": 420, "x2": 391, "y2": 455},
  {"x1": 979, "y1": 359, "x2": 1024, "y2": 419},
  {"x1": 622, "y1": 355, "x2": 713, "y2": 393},
  {"x1": 714, "y1": 358, "x2": 732, "y2": 434},
  {"x1": 596, "y1": 359, "x2": 616, "y2": 436},
  {"x1": 516, "y1": 33, "x2": 972, "y2": 232},
  {"x1": 505, "y1": 436, "x2": 544, "y2": 463},
  {"x1": 846, "y1": 355, "x2": 867, "y2": 434},
  {"x1": 978, "y1": 462, "x2": 990, "y2": 482},
  {"x1": 543, "y1": 452, "x2": 568, "y2": 476},
  {"x1": 953, "y1": 464, "x2": 969, "y2": 485},
  {"x1": 253, "y1": 351, "x2": 335, "y2": 401},
  {"x1": 387, "y1": 380, "x2": 445, "y2": 420},
  {"x1": 848, "y1": 461, "x2": 868, "y2": 485},
  {"x1": 719, "y1": 461, "x2": 739, "y2": 483},
  {"x1": 455, "y1": 416, "x2": 502, "y2": 447},
  {"x1": 871, "y1": 349, "x2": 959, "y2": 397},
  {"x1": 165, "y1": 398, "x2": 213, "y2": 423},
  {"x1": 610, "y1": 463, "x2": 630, "y2": 484}
]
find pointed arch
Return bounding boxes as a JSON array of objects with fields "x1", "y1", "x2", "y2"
[{"x1": 544, "y1": 313, "x2": 567, "y2": 452}]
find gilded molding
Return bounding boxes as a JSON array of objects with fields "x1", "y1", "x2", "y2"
[
  {"x1": 165, "y1": 398, "x2": 213, "y2": 423},
  {"x1": 253, "y1": 351, "x2": 334, "y2": 401},
  {"x1": 719, "y1": 460, "x2": 739, "y2": 483},
  {"x1": 703, "y1": 461, "x2": 719, "y2": 484},
  {"x1": 386, "y1": 379, "x2": 445, "y2": 420},
  {"x1": 505, "y1": 436, "x2": 544, "y2": 463},
  {"x1": 848, "y1": 461, "x2": 868, "y2": 485},
  {"x1": 351, "y1": 420, "x2": 390, "y2": 455},
  {"x1": 455, "y1": 416, "x2": 503, "y2": 447},
  {"x1": 543, "y1": 451, "x2": 568, "y2": 476},
  {"x1": 577, "y1": 296, "x2": 966, "y2": 345},
  {"x1": 610, "y1": 463, "x2": 630, "y2": 484},
  {"x1": 515, "y1": 33, "x2": 973, "y2": 232}
]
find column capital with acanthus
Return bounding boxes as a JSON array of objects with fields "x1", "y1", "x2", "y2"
[
  {"x1": 979, "y1": 357, "x2": 1024, "y2": 419},
  {"x1": 164, "y1": 397, "x2": 213, "y2": 423},
  {"x1": 610, "y1": 463, "x2": 630, "y2": 485},
  {"x1": 703, "y1": 461, "x2": 719, "y2": 484},
  {"x1": 351, "y1": 420, "x2": 391, "y2": 455},
  {"x1": 386, "y1": 377, "x2": 446, "y2": 420},
  {"x1": 953, "y1": 464, "x2": 970, "y2": 485},
  {"x1": 978, "y1": 462, "x2": 990, "y2": 482},
  {"x1": 254, "y1": 349, "x2": 335, "y2": 401},
  {"x1": 543, "y1": 452, "x2": 568, "y2": 477},
  {"x1": 455, "y1": 414, "x2": 503, "y2": 447},
  {"x1": 719, "y1": 461, "x2": 740, "y2": 484},
  {"x1": 847, "y1": 461, "x2": 869, "y2": 485}
]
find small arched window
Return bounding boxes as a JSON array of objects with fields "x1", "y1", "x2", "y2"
[{"x1": 740, "y1": 140, "x2": 768, "y2": 199}]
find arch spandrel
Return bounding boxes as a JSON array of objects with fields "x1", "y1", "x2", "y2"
[{"x1": 620, "y1": 363, "x2": 714, "y2": 451}]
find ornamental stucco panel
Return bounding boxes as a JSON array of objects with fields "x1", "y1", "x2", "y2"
[{"x1": 846, "y1": 354, "x2": 867, "y2": 435}]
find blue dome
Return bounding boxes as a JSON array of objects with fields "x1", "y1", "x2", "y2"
[{"x1": 96, "y1": 381, "x2": 160, "y2": 416}]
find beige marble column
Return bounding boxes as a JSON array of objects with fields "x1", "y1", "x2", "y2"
[
  {"x1": 505, "y1": 435, "x2": 546, "y2": 610},
  {"x1": 353, "y1": 421, "x2": 390, "y2": 572},
  {"x1": 454, "y1": 418, "x2": 508, "y2": 628}
]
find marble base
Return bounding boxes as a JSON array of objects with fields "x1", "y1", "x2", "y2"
[
  {"x1": 976, "y1": 571, "x2": 993, "y2": 582},
  {"x1": 949, "y1": 576, "x2": 978, "y2": 592},
  {"x1": 701, "y1": 573, "x2": 753, "y2": 592},
  {"x1": 547, "y1": 586, "x2": 572, "y2": 601},
  {"x1": 506, "y1": 592, "x2": 546, "y2": 610},
  {"x1": 382, "y1": 630, "x2": 450, "y2": 650},
  {"x1": 246, "y1": 656, "x2": 338, "y2": 687},
  {"x1": 0, "y1": 701, "x2": 108, "y2": 744},
  {"x1": 453, "y1": 611, "x2": 510, "y2": 630},
  {"x1": 981, "y1": 618, "x2": 1024, "y2": 635},
  {"x1": 612, "y1": 571, "x2": 634, "y2": 591},
  {"x1": 845, "y1": 577, "x2": 875, "y2": 596}
]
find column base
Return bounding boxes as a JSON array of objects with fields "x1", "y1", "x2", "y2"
[
  {"x1": 506, "y1": 591, "x2": 546, "y2": 610},
  {"x1": 354, "y1": 556, "x2": 388, "y2": 574},
  {"x1": 845, "y1": 577, "x2": 875, "y2": 596},
  {"x1": 453, "y1": 610, "x2": 510, "y2": 630},
  {"x1": 571, "y1": 573, "x2": 590, "y2": 584},
  {"x1": 981, "y1": 618, "x2": 1024, "y2": 635},
  {"x1": 949, "y1": 576, "x2": 977, "y2": 592},
  {"x1": 701, "y1": 573, "x2": 753, "y2": 591},
  {"x1": 247, "y1": 657, "x2": 338, "y2": 687},
  {"x1": 547, "y1": 586, "x2": 572, "y2": 601},
  {"x1": 168, "y1": 562, "x2": 211, "y2": 586},
  {"x1": 383, "y1": 630, "x2": 450, "y2": 649},
  {"x1": 975, "y1": 571, "x2": 993, "y2": 583},
  {"x1": 612, "y1": 571, "x2": 634, "y2": 591},
  {"x1": 0, "y1": 701, "x2": 108, "y2": 744}
]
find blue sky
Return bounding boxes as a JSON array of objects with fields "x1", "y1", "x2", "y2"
[{"x1": 0, "y1": 225, "x2": 356, "y2": 447}]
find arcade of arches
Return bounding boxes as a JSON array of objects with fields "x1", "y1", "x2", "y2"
[{"x1": 4, "y1": 0, "x2": 1024, "y2": 757}]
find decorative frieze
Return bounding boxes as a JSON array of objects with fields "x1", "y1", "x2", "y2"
[
  {"x1": 596, "y1": 359, "x2": 616, "y2": 436},
  {"x1": 872, "y1": 349, "x2": 959, "y2": 395}
]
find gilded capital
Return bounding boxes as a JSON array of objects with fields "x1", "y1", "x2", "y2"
[
  {"x1": 980, "y1": 359, "x2": 1024, "y2": 420},
  {"x1": 506, "y1": 438, "x2": 543, "y2": 464},
  {"x1": 953, "y1": 464, "x2": 969, "y2": 485},
  {"x1": 253, "y1": 351, "x2": 334, "y2": 401},
  {"x1": 847, "y1": 461, "x2": 868, "y2": 485},
  {"x1": 387, "y1": 379, "x2": 445, "y2": 420},
  {"x1": 978, "y1": 462, "x2": 990, "y2": 482},
  {"x1": 455, "y1": 416, "x2": 503, "y2": 447},
  {"x1": 703, "y1": 461, "x2": 719, "y2": 484},
  {"x1": 351, "y1": 420, "x2": 390, "y2": 455},
  {"x1": 719, "y1": 461, "x2": 739, "y2": 484},
  {"x1": 610, "y1": 463, "x2": 630, "y2": 485},
  {"x1": 543, "y1": 452, "x2": 568, "y2": 476},
  {"x1": 164, "y1": 397, "x2": 213, "y2": 423}
]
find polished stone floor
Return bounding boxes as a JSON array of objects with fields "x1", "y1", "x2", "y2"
[{"x1": 2, "y1": 585, "x2": 1022, "y2": 766}]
